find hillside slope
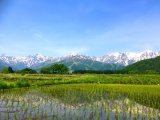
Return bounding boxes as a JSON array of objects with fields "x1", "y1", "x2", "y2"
[
  {"x1": 48, "y1": 58, "x2": 123, "y2": 71},
  {"x1": 0, "y1": 60, "x2": 8, "y2": 70},
  {"x1": 124, "y1": 56, "x2": 160, "y2": 73}
]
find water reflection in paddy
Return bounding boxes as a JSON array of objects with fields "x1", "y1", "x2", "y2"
[{"x1": 0, "y1": 84, "x2": 159, "y2": 120}]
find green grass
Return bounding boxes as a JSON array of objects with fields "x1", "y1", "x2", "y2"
[
  {"x1": 0, "y1": 73, "x2": 160, "y2": 119},
  {"x1": 40, "y1": 84, "x2": 160, "y2": 109},
  {"x1": 0, "y1": 84, "x2": 159, "y2": 119},
  {"x1": 0, "y1": 73, "x2": 160, "y2": 89}
]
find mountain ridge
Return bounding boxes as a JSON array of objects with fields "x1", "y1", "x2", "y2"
[{"x1": 0, "y1": 50, "x2": 159, "y2": 70}]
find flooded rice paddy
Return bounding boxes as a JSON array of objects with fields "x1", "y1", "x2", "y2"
[{"x1": 0, "y1": 84, "x2": 160, "y2": 120}]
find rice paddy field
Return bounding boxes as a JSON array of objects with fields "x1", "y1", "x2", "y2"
[{"x1": 0, "y1": 73, "x2": 160, "y2": 120}]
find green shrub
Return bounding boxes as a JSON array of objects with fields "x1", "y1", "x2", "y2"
[
  {"x1": 16, "y1": 79, "x2": 30, "y2": 88},
  {"x1": 0, "y1": 81, "x2": 8, "y2": 89},
  {"x1": 9, "y1": 84, "x2": 15, "y2": 88}
]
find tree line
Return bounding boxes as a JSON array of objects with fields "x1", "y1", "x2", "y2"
[
  {"x1": 0, "y1": 64, "x2": 69, "y2": 74},
  {"x1": 73, "y1": 70, "x2": 127, "y2": 74}
]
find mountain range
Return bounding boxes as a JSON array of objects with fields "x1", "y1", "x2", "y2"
[{"x1": 0, "y1": 50, "x2": 159, "y2": 71}]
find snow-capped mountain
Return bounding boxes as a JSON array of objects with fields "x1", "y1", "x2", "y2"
[
  {"x1": 98, "y1": 50, "x2": 160, "y2": 65},
  {"x1": 0, "y1": 54, "x2": 60, "y2": 69},
  {"x1": 0, "y1": 54, "x2": 46, "y2": 67},
  {"x1": 0, "y1": 50, "x2": 160, "y2": 70}
]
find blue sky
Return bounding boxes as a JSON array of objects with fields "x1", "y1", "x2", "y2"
[{"x1": 0, "y1": 0, "x2": 160, "y2": 57}]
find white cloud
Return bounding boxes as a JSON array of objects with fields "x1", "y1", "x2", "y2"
[{"x1": 33, "y1": 33, "x2": 50, "y2": 43}]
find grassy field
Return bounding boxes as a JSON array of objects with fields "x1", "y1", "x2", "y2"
[
  {"x1": 0, "y1": 73, "x2": 160, "y2": 89},
  {"x1": 0, "y1": 73, "x2": 160, "y2": 119}
]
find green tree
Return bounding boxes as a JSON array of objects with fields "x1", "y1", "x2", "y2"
[
  {"x1": 40, "y1": 64, "x2": 69, "y2": 74},
  {"x1": 16, "y1": 68, "x2": 37, "y2": 74},
  {"x1": 40, "y1": 67, "x2": 50, "y2": 74},
  {"x1": 2, "y1": 66, "x2": 14, "y2": 73},
  {"x1": 50, "y1": 64, "x2": 69, "y2": 74}
]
